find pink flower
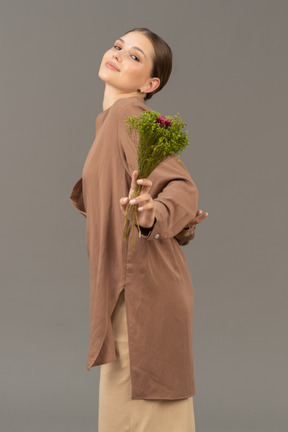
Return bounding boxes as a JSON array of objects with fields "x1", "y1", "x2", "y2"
[{"x1": 156, "y1": 116, "x2": 171, "y2": 127}]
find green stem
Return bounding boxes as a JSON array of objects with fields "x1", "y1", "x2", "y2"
[{"x1": 122, "y1": 183, "x2": 142, "y2": 250}]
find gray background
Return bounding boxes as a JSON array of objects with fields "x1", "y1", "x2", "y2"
[{"x1": 1, "y1": 1, "x2": 287, "y2": 431}]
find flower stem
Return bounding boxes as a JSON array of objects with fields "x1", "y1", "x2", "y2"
[{"x1": 122, "y1": 183, "x2": 142, "y2": 250}]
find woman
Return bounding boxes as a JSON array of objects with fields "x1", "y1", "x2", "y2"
[{"x1": 70, "y1": 28, "x2": 208, "y2": 432}]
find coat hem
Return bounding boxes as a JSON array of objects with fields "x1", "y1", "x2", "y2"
[
  {"x1": 130, "y1": 391, "x2": 196, "y2": 400},
  {"x1": 86, "y1": 287, "x2": 125, "y2": 371}
]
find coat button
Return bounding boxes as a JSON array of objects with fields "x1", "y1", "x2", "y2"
[{"x1": 154, "y1": 233, "x2": 160, "y2": 239}]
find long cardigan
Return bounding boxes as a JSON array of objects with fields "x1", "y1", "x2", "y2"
[{"x1": 69, "y1": 96, "x2": 199, "y2": 400}]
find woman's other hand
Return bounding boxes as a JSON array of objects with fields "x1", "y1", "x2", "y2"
[
  {"x1": 174, "y1": 209, "x2": 208, "y2": 246},
  {"x1": 120, "y1": 170, "x2": 156, "y2": 229},
  {"x1": 184, "y1": 209, "x2": 208, "y2": 229}
]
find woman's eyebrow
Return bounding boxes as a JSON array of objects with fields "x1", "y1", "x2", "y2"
[{"x1": 118, "y1": 38, "x2": 146, "y2": 58}]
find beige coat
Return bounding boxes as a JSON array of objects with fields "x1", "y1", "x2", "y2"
[{"x1": 69, "y1": 97, "x2": 199, "y2": 400}]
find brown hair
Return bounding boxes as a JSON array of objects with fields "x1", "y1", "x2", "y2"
[{"x1": 123, "y1": 28, "x2": 173, "y2": 101}]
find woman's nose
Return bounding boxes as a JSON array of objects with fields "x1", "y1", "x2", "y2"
[{"x1": 112, "y1": 52, "x2": 121, "y2": 62}]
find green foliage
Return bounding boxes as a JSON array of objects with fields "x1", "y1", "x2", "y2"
[
  {"x1": 125, "y1": 110, "x2": 189, "y2": 179},
  {"x1": 123, "y1": 110, "x2": 190, "y2": 249}
]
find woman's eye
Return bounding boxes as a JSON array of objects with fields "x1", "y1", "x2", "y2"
[
  {"x1": 131, "y1": 55, "x2": 140, "y2": 62},
  {"x1": 113, "y1": 45, "x2": 121, "y2": 50}
]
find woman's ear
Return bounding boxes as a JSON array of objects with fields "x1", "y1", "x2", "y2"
[{"x1": 144, "y1": 77, "x2": 160, "y2": 95}]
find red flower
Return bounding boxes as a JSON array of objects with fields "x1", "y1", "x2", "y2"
[{"x1": 156, "y1": 116, "x2": 171, "y2": 127}]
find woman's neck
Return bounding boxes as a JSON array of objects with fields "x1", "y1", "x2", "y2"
[{"x1": 102, "y1": 85, "x2": 144, "y2": 111}]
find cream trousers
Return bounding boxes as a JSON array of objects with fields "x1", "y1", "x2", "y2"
[{"x1": 98, "y1": 289, "x2": 196, "y2": 432}]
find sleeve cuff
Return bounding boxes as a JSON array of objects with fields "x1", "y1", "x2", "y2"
[
  {"x1": 136, "y1": 201, "x2": 166, "y2": 240},
  {"x1": 137, "y1": 217, "x2": 157, "y2": 238},
  {"x1": 173, "y1": 225, "x2": 195, "y2": 245}
]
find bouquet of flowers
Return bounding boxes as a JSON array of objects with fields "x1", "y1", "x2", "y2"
[{"x1": 122, "y1": 110, "x2": 190, "y2": 249}]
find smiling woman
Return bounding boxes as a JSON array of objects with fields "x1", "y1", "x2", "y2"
[
  {"x1": 98, "y1": 28, "x2": 172, "y2": 108},
  {"x1": 70, "y1": 26, "x2": 207, "y2": 432}
]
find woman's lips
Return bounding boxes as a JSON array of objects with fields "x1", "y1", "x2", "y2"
[{"x1": 105, "y1": 62, "x2": 120, "y2": 71}]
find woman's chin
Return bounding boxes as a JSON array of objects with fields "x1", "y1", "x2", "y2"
[
  {"x1": 98, "y1": 70, "x2": 107, "y2": 81},
  {"x1": 98, "y1": 73, "x2": 119, "y2": 88}
]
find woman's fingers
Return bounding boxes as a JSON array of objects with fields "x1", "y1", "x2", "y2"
[
  {"x1": 120, "y1": 174, "x2": 156, "y2": 225},
  {"x1": 126, "y1": 175, "x2": 153, "y2": 206},
  {"x1": 136, "y1": 177, "x2": 152, "y2": 194},
  {"x1": 137, "y1": 200, "x2": 154, "y2": 212},
  {"x1": 184, "y1": 210, "x2": 208, "y2": 228},
  {"x1": 119, "y1": 197, "x2": 130, "y2": 216},
  {"x1": 128, "y1": 170, "x2": 138, "y2": 199},
  {"x1": 195, "y1": 211, "x2": 208, "y2": 223},
  {"x1": 120, "y1": 197, "x2": 129, "y2": 204},
  {"x1": 129, "y1": 192, "x2": 152, "y2": 206}
]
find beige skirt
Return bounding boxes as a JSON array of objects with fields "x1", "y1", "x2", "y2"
[{"x1": 98, "y1": 289, "x2": 196, "y2": 432}]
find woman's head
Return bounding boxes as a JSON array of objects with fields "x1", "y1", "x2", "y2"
[{"x1": 98, "y1": 28, "x2": 172, "y2": 101}]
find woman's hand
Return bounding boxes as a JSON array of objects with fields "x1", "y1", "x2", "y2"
[
  {"x1": 174, "y1": 209, "x2": 208, "y2": 246},
  {"x1": 120, "y1": 170, "x2": 156, "y2": 229},
  {"x1": 184, "y1": 209, "x2": 208, "y2": 229}
]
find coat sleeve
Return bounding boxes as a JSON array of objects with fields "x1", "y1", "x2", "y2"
[
  {"x1": 143, "y1": 156, "x2": 199, "y2": 241},
  {"x1": 173, "y1": 225, "x2": 196, "y2": 246},
  {"x1": 138, "y1": 214, "x2": 196, "y2": 245},
  {"x1": 69, "y1": 177, "x2": 87, "y2": 218},
  {"x1": 117, "y1": 100, "x2": 199, "y2": 242}
]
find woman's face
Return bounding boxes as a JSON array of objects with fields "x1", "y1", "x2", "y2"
[{"x1": 98, "y1": 31, "x2": 159, "y2": 95}]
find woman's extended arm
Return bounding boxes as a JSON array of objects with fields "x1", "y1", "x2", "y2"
[
  {"x1": 120, "y1": 172, "x2": 208, "y2": 244},
  {"x1": 117, "y1": 100, "x2": 205, "y2": 242}
]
